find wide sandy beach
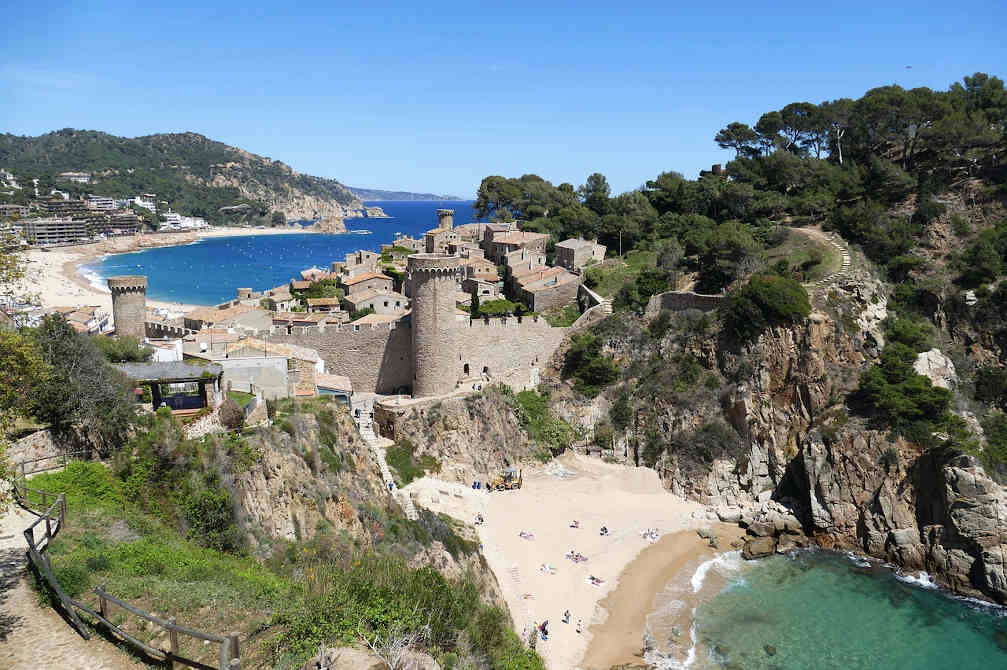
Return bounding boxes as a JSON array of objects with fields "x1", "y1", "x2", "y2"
[
  {"x1": 16, "y1": 226, "x2": 310, "y2": 314},
  {"x1": 404, "y1": 453, "x2": 718, "y2": 670}
]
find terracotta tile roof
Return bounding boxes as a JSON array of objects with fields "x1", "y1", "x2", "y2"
[
  {"x1": 555, "y1": 237, "x2": 598, "y2": 250},
  {"x1": 492, "y1": 231, "x2": 548, "y2": 245},
  {"x1": 342, "y1": 272, "x2": 392, "y2": 287},
  {"x1": 306, "y1": 297, "x2": 343, "y2": 306},
  {"x1": 185, "y1": 303, "x2": 262, "y2": 324},
  {"x1": 290, "y1": 280, "x2": 312, "y2": 290},
  {"x1": 521, "y1": 269, "x2": 581, "y2": 292},
  {"x1": 352, "y1": 312, "x2": 406, "y2": 325},
  {"x1": 515, "y1": 266, "x2": 566, "y2": 286}
]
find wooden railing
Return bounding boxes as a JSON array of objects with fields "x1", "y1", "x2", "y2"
[{"x1": 13, "y1": 457, "x2": 242, "y2": 669}]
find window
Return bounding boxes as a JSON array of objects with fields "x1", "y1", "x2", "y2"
[
  {"x1": 384, "y1": 301, "x2": 389, "y2": 307},
  {"x1": 463, "y1": 363, "x2": 470, "y2": 375},
  {"x1": 482, "y1": 366, "x2": 489, "y2": 375}
]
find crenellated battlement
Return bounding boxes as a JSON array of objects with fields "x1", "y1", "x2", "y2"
[{"x1": 107, "y1": 275, "x2": 148, "y2": 294}]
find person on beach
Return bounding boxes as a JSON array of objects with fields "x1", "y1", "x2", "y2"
[
  {"x1": 600, "y1": 525, "x2": 609, "y2": 536},
  {"x1": 570, "y1": 519, "x2": 580, "y2": 528},
  {"x1": 563, "y1": 609, "x2": 571, "y2": 624},
  {"x1": 576, "y1": 618, "x2": 583, "y2": 634}
]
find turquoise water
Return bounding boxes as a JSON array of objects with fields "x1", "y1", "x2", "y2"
[
  {"x1": 688, "y1": 551, "x2": 1006, "y2": 670},
  {"x1": 82, "y1": 200, "x2": 474, "y2": 305}
]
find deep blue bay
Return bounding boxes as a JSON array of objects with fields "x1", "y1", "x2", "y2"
[
  {"x1": 674, "y1": 551, "x2": 1006, "y2": 670},
  {"x1": 82, "y1": 200, "x2": 474, "y2": 305}
]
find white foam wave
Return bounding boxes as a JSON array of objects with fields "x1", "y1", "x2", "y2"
[
  {"x1": 643, "y1": 614, "x2": 698, "y2": 669},
  {"x1": 896, "y1": 571, "x2": 938, "y2": 589},
  {"x1": 844, "y1": 551, "x2": 872, "y2": 568},
  {"x1": 78, "y1": 264, "x2": 111, "y2": 293},
  {"x1": 691, "y1": 550, "x2": 742, "y2": 593}
]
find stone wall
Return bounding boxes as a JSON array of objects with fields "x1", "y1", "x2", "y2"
[
  {"x1": 8, "y1": 429, "x2": 61, "y2": 471},
  {"x1": 644, "y1": 290, "x2": 725, "y2": 317},
  {"x1": 457, "y1": 316, "x2": 567, "y2": 390},
  {"x1": 146, "y1": 321, "x2": 196, "y2": 339},
  {"x1": 520, "y1": 277, "x2": 581, "y2": 313},
  {"x1": 270, "y1": 322, "x2": 413, "y2": 394}
]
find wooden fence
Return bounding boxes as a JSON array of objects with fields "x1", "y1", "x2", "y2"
[{"x1": 13, "y1": 457, "x2": 242, "y2": 669}]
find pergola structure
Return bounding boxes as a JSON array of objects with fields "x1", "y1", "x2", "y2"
[{"x1": 115, "y1": 361, "x2": 224, "y2": 414}]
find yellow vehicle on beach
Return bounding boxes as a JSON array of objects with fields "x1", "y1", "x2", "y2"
[{"x1": 489, "y1": 467, "x2": 522, "y2": 491}]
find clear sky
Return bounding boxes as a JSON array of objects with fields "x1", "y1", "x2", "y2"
[{"x1": 3, "y1": 1, "x2": 1005, "y2": 197}]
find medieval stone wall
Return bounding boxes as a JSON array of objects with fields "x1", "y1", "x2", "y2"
[
  {"x1": 457, "y1": 316, "x2": 567, "y2": 389},
  {"x1": 270, "y1": 322, "x2": 413, "y2": 394},
  {"x1": 644, "y1": 290, "x2": 726, "y2": 317}
]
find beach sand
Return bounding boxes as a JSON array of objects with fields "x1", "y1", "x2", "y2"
[
  {"x1": 404, "y1": 452, "x2": 714, "y2": 670},
  {"x1": 580, "y1": 524, "x2": 746, "y2": 669},
  {"x1": 16, "y1": 226, "x2": 310, "y2": 315}
]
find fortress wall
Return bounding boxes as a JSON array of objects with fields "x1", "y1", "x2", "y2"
[
  {"x1": 644, "y1": 290, "x2": 725, "y2": 317},
  {"x1": 457, "y1": 316, "x2": 567, "y2": 387},
  {"x1": 269, "y1": 322, "x2": 413, "y2": 394}
]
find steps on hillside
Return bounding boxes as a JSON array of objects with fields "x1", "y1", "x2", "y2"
[{"x1": 356, "y1": 420, "x2": 418, "y2": 520}]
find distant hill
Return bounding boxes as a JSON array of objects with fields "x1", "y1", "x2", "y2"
[
  {"x1": 0, "y1": 129, "x2": 363, "y2": 223},
  {"x1": 348, "y1": 186, "x2": 465, "y2": 201}
]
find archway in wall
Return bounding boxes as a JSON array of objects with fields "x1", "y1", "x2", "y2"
[
  {"x1": 482, "y1": 366, "x2": 489, "y2": 376},
  {"x1": 463, "y1": 363, "x2": 470, "y2": 375}
]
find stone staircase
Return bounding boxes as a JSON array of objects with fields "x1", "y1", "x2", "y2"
[
  {"x1": 809, "y1": 233, "x2": 853, "y2": 289},
  {"x1": 357, "y1": 421, "x2": 418, "y2": 520},
  {"x1": 600, "y1": 299, "x2": 613, "y2": 315}
]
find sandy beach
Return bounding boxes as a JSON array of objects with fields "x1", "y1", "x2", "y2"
[
  {"x1": 581, "y1": 524, "x2": 746, "y2": 669},
  {"x1": 16, "y1": 226, "x2": 310, "y2": 315},
  {"x1": 404, "y1": 452, "x2": 714, "y2": 670}
]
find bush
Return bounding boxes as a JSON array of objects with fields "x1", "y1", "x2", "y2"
[
  {"x1": 181, "y1": 473, "x2": 239, "y2": 551},
  {"x1": 478, "y1": 298, "x2": 520, "y2": 316},
  {"x1": 721, "y1": 274, "x2": 810, "y2": 341},
  {"x1": 852, "y1": 342, "x2": 952, "y2": 440},
  {"x1": 219, "y1": 398, "x2": 245, "y2": 431},
  {"x1": 510, "y1": 389, "x2": 576, "y2": 448},
  {"x1": 562, "y1": 334, "x2": 620, "y2": 397}
]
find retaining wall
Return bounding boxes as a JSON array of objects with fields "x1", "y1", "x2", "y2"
[{"x1": 644, "y1": 290, "x2": 726, "y2": 317}]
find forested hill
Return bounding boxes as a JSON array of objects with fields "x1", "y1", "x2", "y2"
[
  {"x1": 0, "y1": 129, "x2": 363, "y2": 223},
  {"x1": 347, "y1": 186, "x2": 464, "y2": 201}
]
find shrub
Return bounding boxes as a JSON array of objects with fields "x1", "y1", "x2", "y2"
[
  {"x1": 721, "y1": 274, "x2": 810, "y2": 341},
  {"x1": 510, "y1": 390, "x2": 576, "y2": 448},
  {"x1": 182, "y1": 473, "x2": 239, "y2": 551},
  {"x1": 562, "y1": 334, "x2": 620, "y2": 397},
  {"x1": 219, "y1": 398, "x2": 245, "y2": 431}
]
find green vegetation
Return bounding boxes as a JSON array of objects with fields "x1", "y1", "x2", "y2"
[
  {"x1": 477, "y1": 298, "x2": 521, "y2": 316},
  {"x1": 93, "y1": 335, "x2": 153, "y2": 363},
  {"x1": 385, "y1": 439, "x2": 441, "y2": 487},
  {"x1": 562, "y1": 334, "x2": 620, "y2": 397},
  {"x1": 721, "y1": 274, "x2": 811, "y2": 341},
  {"x1": 544, "y1": 303, "x2": 582, "y2": 327},
  {"x1": 0, "y1": 129, "x2": 359, "y2": 223},
  {"x1": 642, "y1": 419, "x2": 745, "y2": 475},
  {"x1": 348, "y1": 306, "x2": 376, "y2": 321},
  {"x1": 502, "y1": 388, "x2": 577, "y2": 451},
  {"x1": 226, "y1": 390, "x2": 255, "y2": 407}
]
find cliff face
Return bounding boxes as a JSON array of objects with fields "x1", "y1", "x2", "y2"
[
  {"x1": 786, "y1": 430, "x2": 1007, "y2": 603},
  {"x1": 374, "y1": 390, "x2": 544, "y2": 486}
]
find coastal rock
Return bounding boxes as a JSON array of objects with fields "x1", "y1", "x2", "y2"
[
  {"x1": 913, "y1": 348, "x2": 957, "y2": 389},
  {"x1": 742, "y1": 536, "x2": 777, "y2": 559},
  {"x1": 311, "y1": 217, "x2": 347, "y2": 234},
  {"x1": 363, "y1": 206, "x2": 389, "y2": 218}
]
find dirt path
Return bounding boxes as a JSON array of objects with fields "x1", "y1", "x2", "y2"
[{"x1": 0, "y1": 502, "x2": 145, "y2": 670}]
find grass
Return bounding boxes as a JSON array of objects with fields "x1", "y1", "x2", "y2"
[
  {"x1": 764, "y1": 228, "x2": 840, "y2": 282},
  {"x1": 226, "y1": 390, "x2": 255, "y2": 407},
  {"x1": 386, "y1": 440, "x2": 441, "y2": 487},
  {"x1": 543, "y1": 303, "x2": 582, "y2": 327},
  {"x1": 583, "y1": 250, "x2": 657, "y2": 298}
]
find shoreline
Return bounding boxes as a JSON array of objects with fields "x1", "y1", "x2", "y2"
[
  {"x1": 19, "y1": 227, "x2": 311, "y2": 313},
  {"x1": 579, "y1": 524, "x2": 745, "y2": 670},
  {"x1": 403, "y1": 453, "x2": 711, "y2": 670}
]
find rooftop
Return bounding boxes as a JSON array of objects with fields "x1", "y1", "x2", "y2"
[
  {"x1": 185, "y1": 302, "x2": 262, "y2": 323},
  {"x1": 342, "y1": 271, "x2": 392, "y2": 286},
  {"x1": 344, "y1": 288, "x2": 407, "y2": 304},
  {"x1": 114, "y1": 361, "x2": 222, "y2": 382},
  {"x1": 353, "y1": 312, "x2": 408, "y2": 325},
  {"x1": 556, "y1": 237, "x2": 599, "y2": 250},
  {"x1": 491, "y1": 231, "x2": 549, "y2": 245},
  {"x1": 306, "y1": 297, "x2": 343, "y2": 306},
  {"x1": 316, "y1": 373, "x2": 352, "y2": 392}
]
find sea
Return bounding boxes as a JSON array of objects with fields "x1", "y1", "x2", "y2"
[
  {"x1": 81, "y1": 200, "x2": 475, "y2": 305},
  {"x1": 645, "y1": 550, "x2": 1006, "y2": 670}
]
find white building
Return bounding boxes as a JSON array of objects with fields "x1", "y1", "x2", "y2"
[
  {"x1": 58, "y1": 171, "x2": 91, "y2": 184},
  {"x1": 132, "y1": 194, "x2": 156, "y2": 211},
  {"x1": 87, "y1": 196, "x2": 116, "y2": 210}
]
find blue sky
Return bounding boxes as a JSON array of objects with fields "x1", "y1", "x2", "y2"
[{"x1": 3, "y1": 1, "x2": 1005, "y2": 197}]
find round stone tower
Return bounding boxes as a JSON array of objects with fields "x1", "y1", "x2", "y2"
[
  {"x1": 107, "y1": 275, "x2": 147, "y2": 339},
  {"x1": 408, "y1": 253, "x2": 460, "y2": 397},
  {"x1": 436, "y1": 208, "x2": 455, "y2": 229}
]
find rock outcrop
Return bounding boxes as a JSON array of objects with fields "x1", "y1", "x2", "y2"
[
  {"x1": 784, "y1": 429, "x2": 1007, "y2": 603},
  {"x1": 310, "y1": 216, "x2": 348, "y2": 234}
]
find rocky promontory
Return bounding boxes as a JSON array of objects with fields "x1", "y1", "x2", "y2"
[{"x1": 310, "y1": 216, "x2": 348, "y2": 234}]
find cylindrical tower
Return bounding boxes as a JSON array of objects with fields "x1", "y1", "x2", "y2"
[
  {"x1": 107, "y1": 275, "x2": 147, "y2": 339},
  {"x1": 408, "y1": 253, "x2": 460, "y2": 397},
  {"x1": 436, "y1": 209, "x2": 455, "y2": 230}
]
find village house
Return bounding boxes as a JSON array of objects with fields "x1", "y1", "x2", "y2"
[
  {"x1": 333, "y1": 250, "x2": 381, "y2": 278},
  {"x1": 340, "y1": 271, "x2": 394, "y2": 295},
  {"x1": 47, "y1": 305, "x2": 110, "y2": 334},
  {"x1": 487, "y1": 230, "x2": 549, "y2": 264},
  {"x1": 554, "y1": 237, "x2": 606, "y2": 271},
  {"x1": 305, "y1": 297, "x2": 344, "y2": 313},
  {"x1": 515, "y1": 266, "x2": 583, "y2": 312},
  {"x1": 343, "y1": 288, "x2": 409, "y2": 316}
]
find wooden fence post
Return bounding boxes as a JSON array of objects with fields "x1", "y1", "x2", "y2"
[
  {"x1": 219, "y1": 638, "x2": 229, "y2": 670},
  {"x1": 229, "y1": 632, "x2": 240, "y2": 661},
  {"x1": 98, "y1": 585, "x2": 107, "y2": 619},
  {"x1": 169, "y1": 617, "x2": 179, "y2": 670}
]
